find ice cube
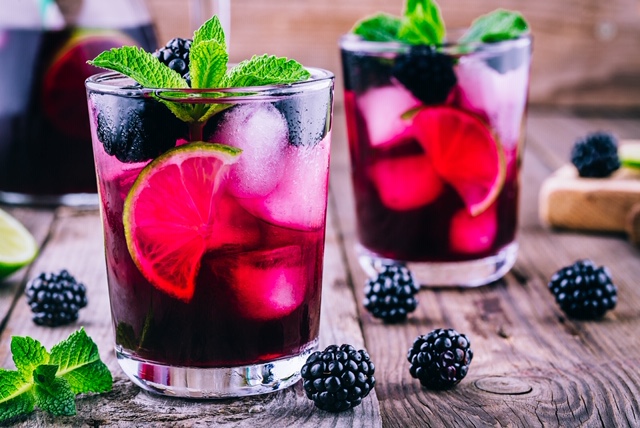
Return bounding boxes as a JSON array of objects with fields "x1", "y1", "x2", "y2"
[
  {"x1": 449, "y1": 204, "x2": 497, "y2": 254},
  {"x1": 455, "y1": 59, "x2": 529, "y2": 148},
  {"x1": 227, "y1": 245, "x2": 307, "y2": 321},
  {"x1": 237, "y1": 138, "x2": 330, "y2": 231},
  {"x1": 357, "y1": 84, "x2": 421, "y2": 148},
  {"x1": 207, "y1": 193, "x2": 261, "y2": 250},
  {"x1": 210, "y1": 103, "x2": 289, "y2": 198},
  {"x1": 368, "y1": 154, "x2": 443, "y2": 211},
  {"x1": 273, "y1": 90, "x2": 331, "y2": 147}
]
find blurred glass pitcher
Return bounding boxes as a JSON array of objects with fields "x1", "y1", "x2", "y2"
[{"x1": 0, "y1": 0, "x2": 158, "y2": 206}]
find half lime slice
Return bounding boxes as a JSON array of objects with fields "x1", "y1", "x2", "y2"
[{"x1": 0, "y1": 208, "x2": 38, "y2": 279}]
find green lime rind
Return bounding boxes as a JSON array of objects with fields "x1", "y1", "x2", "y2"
[
  {"x1": 122, "y1": 142, "x2": 241, "y2": 301},
  {"x1": 619, "y1": 143, "x2": 640, "y2": 170},
  {"x1": 0, "y1": 209, "x2": 38, "y2": 280}
]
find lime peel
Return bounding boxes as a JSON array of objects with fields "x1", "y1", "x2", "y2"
[{"x1": 0, "y1": 208, "x2": 38, "y2": 279}]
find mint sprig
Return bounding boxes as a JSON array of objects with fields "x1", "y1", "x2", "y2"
[
  {"x1": 397, "y1": 0, "x2": 445, "y2": 45},
  {"x1": 352, "y1": 13, "x2": 402, "y2": 42},
  {"x1": 88, "y1": 15, "x2": 310, "y2": 124},
  {"x1": 459, "y1": 9, "x2": 529, "y2": 44},
  {"x1": 0, "y1": 328, "x2": 112, "y2": 423}
]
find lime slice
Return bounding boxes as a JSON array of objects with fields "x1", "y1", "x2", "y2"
[
  {"x1": 619, "y1": 142, "x2": 640, "y2": 170},
  {"x1": 0, "y1": 208, "x2": 38, "y2": 279},
  {"x1": 413, "y1": 106, "x2": 506, "y2": 216},
  {"x1": 123, "y1": 142, "x2": 241, "y2": 302}
]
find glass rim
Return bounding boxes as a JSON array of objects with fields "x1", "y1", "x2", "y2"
[
  {"x1": 85, "y1": 67, "x2": 335, "y2": 102},
  {"x1": 339, "y1": 31, "x2": 532, "y2": 55}
]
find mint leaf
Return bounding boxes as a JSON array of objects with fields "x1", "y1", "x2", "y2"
[
  {"x1": 222, "y1": 54, "x2": 310, "y2": 88},
  {"x1": 89, "y1": 46, "x2": 188, "y2": 89},
  {"x1": 398, "y1": 0, "x2": 445, "y2": 45},
  {"x1": 33, "y1": 376, "x2": 75, "y2": 417},
  {"x1": 11, "y1": 336, "x2": 49, "y2": 382},
  {"x1": 0, "y1": 370, "x2": 35, "y2": 423},
  {"x1": 49, "y1": 328, "x2": 112, "y2": 394},
  {"x1": 353, "y1": 13, "x2": 402, "y2": 42},
  {"x1": 33, "y1": 364, "x2": 58, "y2": 386},
  {"x1": 190, "y1": 40, "x2": 228, "y2": 89},
  {"x1": 460, "y1": 9, "x2": 529, "y2": 44},
  {"x1": 193, "y1": 15, "x2": 226, "y2": 50}
]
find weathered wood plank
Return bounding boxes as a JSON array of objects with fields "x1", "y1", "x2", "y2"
[
  {"x1": 329, "y1": 108, "x2": 640, "y2": 426},
  {"x1": 0, "y1": 201, "x2": 379, "y2": 425}
]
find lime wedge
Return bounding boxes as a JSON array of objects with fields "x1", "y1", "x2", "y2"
[
  {"x1": 0, "y1": 208, "x2": 38, "y2": 279},
  {"x1": 619, "y1": 142, "x2": 640, "y2": 170}
]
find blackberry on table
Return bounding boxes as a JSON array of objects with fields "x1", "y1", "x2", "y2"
[
  {"x1": 391, "y1": 45, "x2": 457, "y2": 105},
  {"x1": 571, "y1": 131, "x2": 620, "y2": 178},
  {"x1": 408, "y1": 328, "x2": 473, "y2": 390},
  {"x1": 301, "y1": 344, "x2": 376, "y2": 412},
  {"x1": 548, "y1": 259, "x2": 617, "y2": 319},
  {"x1": 152, "y1": 37, "x2": 192, "y2": 82},
  {"x1": 25, "y1": 270, "x2": 88, "y2": 327},
  {"x1": 364, "y1": 264, "x2": 419, "y2": 323}
]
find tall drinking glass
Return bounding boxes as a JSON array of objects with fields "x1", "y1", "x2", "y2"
[
  {"x1": 86, "y1": 69, "x2": 334, "y2": 397},
  {"x1": 340, "y1": 33, "x2": 531, "y2": 287}
]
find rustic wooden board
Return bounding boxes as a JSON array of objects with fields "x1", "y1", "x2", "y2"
[{"x1": 0, "y1": 203, "x2": 380, "y2": 426}]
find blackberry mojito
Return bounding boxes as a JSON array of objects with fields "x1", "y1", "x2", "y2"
[
  {"x1": 86, "y1": 16, "x2": 334, "y2": 397},
  {"x1": 0, "y1": 1, "x2": 157, "y2": 205},
  {"x1": 341, "y1": 4, "x2": 531, "y2": 286}
]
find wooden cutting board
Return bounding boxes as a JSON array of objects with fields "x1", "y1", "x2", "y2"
[{"x1": 539, "y1": 142, "x2": 640, "y2": 245}]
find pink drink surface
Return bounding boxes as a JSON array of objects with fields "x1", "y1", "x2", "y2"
[
  {"x1": 90, "y1": 92, "x2": 330, "y2": 367},
  {"x1": 0, "y1": 26, "x2": 156, "y2": 196},
  {"x1": 342, "y1": 46, "x2": 529, "y2": 262}
]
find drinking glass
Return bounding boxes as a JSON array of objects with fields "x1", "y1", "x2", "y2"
[
  {"x1": 85, "y1": 68, "x2": 334, "y2": 397},
  {"x1": 340, "y1": 32, "x2": 531, "y2": 287}
]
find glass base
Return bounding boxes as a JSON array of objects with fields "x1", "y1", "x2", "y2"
[
  {"x1": 0, "y1": 190, "x2": 98, "y2": 208},
  {"x1": 358, "y1": 242, "x2": 518, "y2": 288},
  {"x1": 116, "y1": 339, "x2": 318, "y2": 399}
]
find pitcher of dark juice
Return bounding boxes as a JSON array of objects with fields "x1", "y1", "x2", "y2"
[{"x1": 0, "y1": 0, "x2": 157, "y2": 206}]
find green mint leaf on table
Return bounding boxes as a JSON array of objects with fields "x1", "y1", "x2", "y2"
[
  {"x1": 398, "y1": 0, "x2": 445, "y2": 45},
  {"x1": 353, "y1": 13, "x2": 402, "y2": 42},
  {"x1": 460, "y1": 9, "x2": 529, "y2": 43},
  {"x1": 34, "y1": 374, "x2": 76, "y2": 417},
  {"x1": 0, "y1": 328, "x2": 112, "y2": 423},
  {"x1": 49, "y1": 328, "x2": 113, "y2": 394},
  {"x1": 0, "y1": 370, "x2": 35, "y2": 422},
  {"x1": 89, "y1": 46, "x2": 188, "y2": 89},
  {"x1": 11, "y1": 336, "x2": 50, "y2": 382}
]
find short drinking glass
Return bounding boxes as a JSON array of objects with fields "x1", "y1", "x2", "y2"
[
  {"x1": 340, "y1": 32, "x2": 531, "y2": 286},
  {"x1": 86, "y1": 69, "x2": 334, "y2": 397}
]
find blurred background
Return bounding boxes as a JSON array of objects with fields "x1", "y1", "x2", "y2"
[{"x1": 149, "y1": 0, "x2": 640, "y2": 111}]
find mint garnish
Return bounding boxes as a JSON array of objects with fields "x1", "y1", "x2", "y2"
[
  {"x1": 397, "y1": 0, "x2": 445, "y2": 45},
  {"x1": 459, "y1": 9, "x2": 529, "y2": 44},
  {"x1": 0, "y1": 328, "x2": 112, "y2": 423},
  {"x1": 353, "y1": 13, "x2": 402, "y2": 42},
  {"x1": 88, "y1": 15, "x2": 310, "y2": 125},
  {"x1": 351, "y1": 0, "x2": 528, "y2": 47}
]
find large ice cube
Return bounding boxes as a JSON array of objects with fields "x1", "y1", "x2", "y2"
[
  {"x1": 368, "y1": 154, "x2": 443, "y2": 211},
  {"x1": 455, "y1": 59, "x2": 529, "y2": 148},
  {"x1": 449, "y1": 204, "x2": 497, "y2": 254},
  {"x1": 238, "y1": 138, "x2": 330, "y2": 231},
  {"x1": 210, "y1": 103, "x2": 289, "y2": 198},
  {"x1": 227, "y1": 245, "x2": 307, "y2": 321},
  {"x1": 357, "y1": 84, "x2": 421, "y2": 148}
]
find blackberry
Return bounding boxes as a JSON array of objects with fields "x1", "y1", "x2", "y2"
[
  {"x1": 363, "y1": 264, "x2": 419, "y2": 323},
  {"x1": 301, "y1": 344, "x2": 376, "y2": 412},
  {"x1": 391, "y1": 46, "x2": 457, "y2": 105},
  {"x1": 408, "y1": 328, "x2": 473, "y2": 390},
  {"x1": 571, "y1": 132, "x2": 620, "y2": 178},
  {"x1": 548, "y1": 259, "x2": 617, "y2": 319},
  {"x1": 25, "y1": 270, "x2": 88, "y2": 327},
  {"x1": 152, "y1": 37, "x2": 192, "y2": 82}
]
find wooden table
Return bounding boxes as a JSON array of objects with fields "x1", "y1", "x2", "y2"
[{"x1": 2, "y1": 107, "x2": 640, "y2": 427}]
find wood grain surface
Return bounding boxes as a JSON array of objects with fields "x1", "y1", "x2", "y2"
[{"x1": 1, "y1": 108, "x2": 640, "y2": 426}]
